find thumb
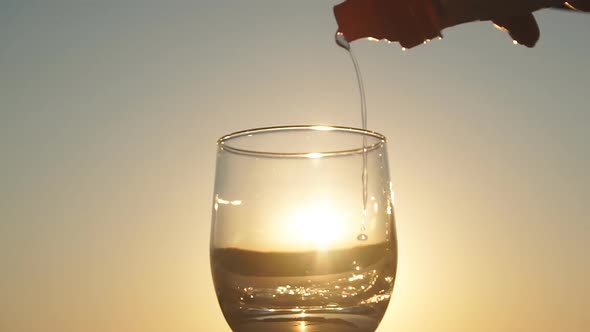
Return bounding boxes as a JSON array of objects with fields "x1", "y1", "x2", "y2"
[{"x1": 492, "y1": 13, "x2": 540, "y2": 47}]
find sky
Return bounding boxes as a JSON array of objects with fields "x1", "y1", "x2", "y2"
[{"x1": 0, "y1": 0, "x2": 589, "y2": 331}]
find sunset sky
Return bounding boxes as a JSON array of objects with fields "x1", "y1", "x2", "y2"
[{"x1": 1, "y1": 1, "x2": 589, "y2": 331}]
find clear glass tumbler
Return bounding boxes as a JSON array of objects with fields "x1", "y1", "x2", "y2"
[{"x1": 210, "y1": 125, "x2": 397, "y2": 332}]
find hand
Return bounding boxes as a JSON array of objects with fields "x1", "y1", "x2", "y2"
[
  {"x1": 333, "y1": 0, "x2": 590, "y2": 48},
  {"x1": 441, "y1": 0, "x2": 589, "y2": 47}
]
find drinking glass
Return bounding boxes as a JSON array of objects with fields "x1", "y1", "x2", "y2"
[{"x1": 210, "y1": 125, "x2": 397, "y2": 332}]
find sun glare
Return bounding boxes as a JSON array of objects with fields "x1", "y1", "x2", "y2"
[{"x1": 287, "y1": 203, "x2": 346, "y2": 249}]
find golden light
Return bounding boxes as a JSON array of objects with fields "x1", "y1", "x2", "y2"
[
  {"x1": 310, "y1": 126, "x2": 336, "y2": 131},
  {"x1": 298, "y1": 320, "x2": 307, "y2": 331},
  {"x1": 305, "y1": 152, "x2": 323, "y2": 159},
  {"x1": 493, "y1": 23, "x2": 507, "y2": 31},
  {"x1": 564, "y1": 2, "x2": 577, "y2": 10},
  {"x1": 286, "y1": 203, "x2": 347, "y2": 249},
  {"x1": 216, "y1": 196, "x2": 242, "y2": 206}
]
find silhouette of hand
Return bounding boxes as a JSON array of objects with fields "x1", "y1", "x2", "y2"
[
  {"x1": 334, "y1": 0, "x2": 590, "y2": 48},
  {"x1": 442, "y1": 0, "x2": 589, "y2": 47}
]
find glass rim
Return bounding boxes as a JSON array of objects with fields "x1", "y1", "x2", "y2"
[{"x1": 217, "y1": 125, "x2": 387, "y2": 158}]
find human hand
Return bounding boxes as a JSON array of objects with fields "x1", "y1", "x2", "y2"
[
  {"x1": 333, "y1": 0, "x2": 590, "y2": 48},
  {"x1": 441, "y1": 0, "x2": 589, "y2": 47}
]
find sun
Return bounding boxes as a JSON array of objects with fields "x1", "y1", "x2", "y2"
[{"x1": 286, "y1": 203, "x2": 347, "y2": 250}]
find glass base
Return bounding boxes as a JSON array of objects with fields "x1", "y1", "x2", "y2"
[{"x1": 226, "y1": 307, "x2": 382, "y2": 332}]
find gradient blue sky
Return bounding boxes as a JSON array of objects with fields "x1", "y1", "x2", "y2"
[{"x1": 1, "y1": 1, "x2": 589, "y2": 331}]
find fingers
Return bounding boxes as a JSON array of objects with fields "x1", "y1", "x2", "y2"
[
  {"x1": 491, "y1": 1, "x2": 589, "y2": 48},
  {"x1": 492, "y1": 13, "x2": 540, "y2": 47}
]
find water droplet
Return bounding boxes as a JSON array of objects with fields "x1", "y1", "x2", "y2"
[
  {"x1": 357, "y1": 233, "x2": 368, "y2": 241},
  {"x1": 335, "y1": 32, "x2": 350, "y2": 50}
]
